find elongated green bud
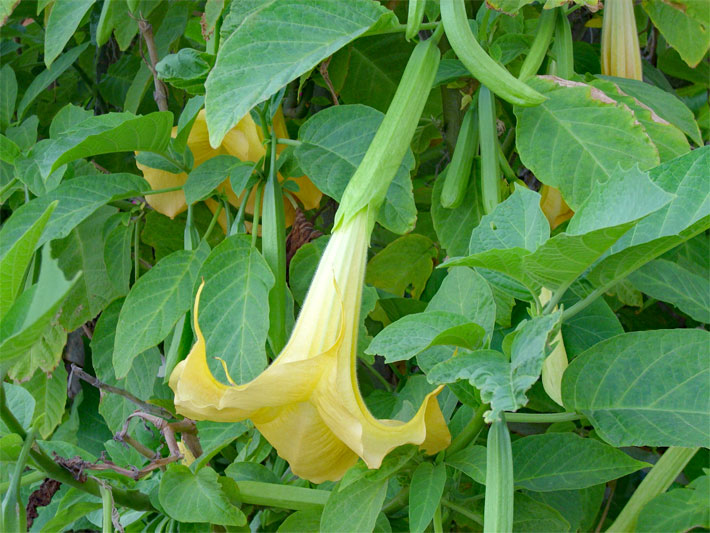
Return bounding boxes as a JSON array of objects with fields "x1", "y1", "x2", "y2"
[
  {"x1": 479, "y1": 85, "x2": 500, "y2": 215},
  {"x1": 334, "y1": 29, "x2": 442, "y2": 231},
  {"x1": 406, "y1": 0, "x2": 427, "y2": 41},
  {"x1": 441, "y1": 102, "x2": 478, "y2": 208},
  {"x1": 484, "y1": 418, "x2": 514, "y2": 533},
  {"x1": 1, "y1": 428, "x2": 35, "y2": 533},
  {"x1": 441, "y1": 0, "x2": 546, "y2": 106},
  {"x1": 96, "y1": 0, "x2": 115, "y2": 47},
  {"x1": 518, "y1": 9, "x2": 556, "y2": 80},
  {"x1": 550, "y1": 10, "x2": 574, "y2": 79}
]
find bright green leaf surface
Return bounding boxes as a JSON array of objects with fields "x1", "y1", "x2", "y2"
[
  {"x1": 321, "y1": 476, "x2": 388, "y2": 533},
  {"x1": 636, "y1": 475, "x2": 710, "y2": 532},
  {"x1": 43, "y1": 0, "x2": 96, "y2": 68},
  {"x1": 409, "y1": 462, "x2": 446, "y2": 533},
  {"x1": 366, "y1": 234, "x2": 437, "y2": 298}
]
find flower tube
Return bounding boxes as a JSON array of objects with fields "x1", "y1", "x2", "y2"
[
  {"x1": 169, "y1": 33, "x2": 451, "y2": 482},
  {"x1": 601, "y1": 0, "x2": 643, "y2": 80}
]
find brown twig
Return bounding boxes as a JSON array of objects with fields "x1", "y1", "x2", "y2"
[
  {"x1": 136, "y1": 15, "x2": 169, "y2": 111},
  {"x1": 69, "y1": 364, "x2": 173, "y2": 419},
  {"x1": 319, "y1": 57, "x2": 339, "y2": 106},
  {"x1": 595, "y1": 480, "x2": 617, "y2": 533}
]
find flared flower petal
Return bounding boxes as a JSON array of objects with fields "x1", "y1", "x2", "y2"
[
  {"x1": 540, "y1": 185, "x2": 574, "y2": 230},
  {"x1": 170, "y1": 209, "x2": 450, "y2": 482},
  {"x1": 138, "y1": 109, "x2": 321, "y2": 225}
]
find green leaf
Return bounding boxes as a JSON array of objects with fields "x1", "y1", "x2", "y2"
[
  {"x1": 113, "y1": 245, "x2": 208, "y2": 379},
  {"x1": 562, "y1": 329, "x2": 710, "y2": 447},
  {"x1": 157, "y1": 48, "x2": 214, "y2": 95},
  {"x1": 588, "y1": 147, "x2": 710, "y2": 287},
  {"x1": 428, "y1": 267, "x2": 496, "y2": 341},
  {"x1": 30, "y1": 111, "x2": 172, "y2": 178},
  {"x1": 0, "y1": 174, "x2": 149, "y2": 259},
  {"x1": 0, "y1": 64, "x2": 16, "y2": 130},
  {"x1": 428, "y1": 312, "x2": 561, "y2": 421},
  {"x1": 0, "y1": 201, "x2": 55, "y2": 319},
  {"x1": 159, "y1": 465, "x2": 246, "y2": 526},
  {"x1": 597, "y1": 76, "x2": 702, "y2": 146},
  {"x1": 225, "y1": 461, "x2": 281, "y2": 484},
  {"x1": 515, "y1": 77, "x2": 660, "y2": 210},
  {"x1": 366, "y1": 311, "x2": 486, "y2": 363},
  {"x1": 24, "y1": 363, "x2": 68, "y2": 438},
  {"x1": 51, "y1": 207, "x2": 122, "y2": 330},
  {"x1": 513, "y1": 493, "x2": 570, "y2": 533},
  {"x1": 445, "y1": 444, "x2": 487, "y2": 484},
  {"x1": 8, "y1": 322, "x2": 66, "y2": 382},
  {"x1": 43, "y1": 0, "x2": 96, "y2": 68},
  {"x1": 636, "y1": 474, "x2": 710, "y2": 533},
  {"x1": 0, "y1": 384, "x2": 34, "y2": 434},
  {"x1": 289, "y1": 235, "x2": 328, "y2": 306},
  {"x1": 409, "y1": 462, "x2": 446, "y2": 533},
  {"x1": 321, "y1": 476, "x2": 388, "y2": 533},
  {"x1": 431, "y1": 170, "x2": 484, "y2": 257},
  {"x1": 512, "y1": 433, "x2": 648, "y2": 492},
  {"x1": 16, "y1": 43, "x2": 89, "y2": 120},
  {"x1": 523, "y1": 485, "x2": 605, "y2": 532},
  {"x1": 184, "y1": 155, "x2": 251, "y2": 205},
  {"x1": 365, "y1": 234, "x2": 437, "y2": 298},
  {"x1": 40, "y1": 502, "x2": 103, "y2": 533},
  {"x1": 278, "y1": 509, "x2": 323, "y2": 532},
  {"x1": 103, "y1": 217, "x2": 133, "y2": 294},
  {"x1": 642, "y1": 0, "x2": 710, "y2": 68},
  {"x1": 205, "y1": 0, "x2": 389, "y2": 147},
  {"x1": 0, "y1": 248, "x2": 78, "y2": 369},
  {"x1": 193, "y1": 421, "x2": 248, "y2": 470},
  {"x1": 629, "y1": 258, "x2": 710, "y2": 322},
  {"x1": 295, "y1": 104, "x2": 417, "y2": 234},
  {"x1": 198, "y1": 235, "x2": 274, "y2": 384}
]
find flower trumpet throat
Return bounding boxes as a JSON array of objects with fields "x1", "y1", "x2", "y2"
[
  {"x1": 601, "y1": 0, "x2": 643, "y2": 81},
  {"x1": 170, "y1": 209, "x2": 450, "y2": 482},
  {"x1": 170, "y1": 34, "x2": 450, "y2": 483}
]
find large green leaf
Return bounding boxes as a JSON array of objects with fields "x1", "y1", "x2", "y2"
[
  {"x1": 523, "y1": 485, "x2": 605, "y2": 533},
  {"x1": 366, "y1": 311, "x2": 486, "y2": 363},
  {"x1": 0, "y1": 201, "x2": 55, "y2": 319},
  {"x1": 642, "y1": 0, "x2": 710, "y2": 68},
  {"x1": 515, "y1": 77, "x2": 659, "y2": 210},
  {"x1": 513, "y1": 493, "x2": 570, "y2": 533},
  {"x1": 295, "y1": 104, "x2": 417, "y2": 234},
  {"x1": 366, "y1": 234, "x2": 438, "y2": 298},
  {"x1": 629, "y1": 258, "x2": 710, "y2": 323},
  {"x1": 409, "y1": 462, "x2": 446, "y2": 533},
  {"x1": 0, "y1": 248, "x2": 78, "y2": 369},
  {"x1": 24, "y1": 363, "x2": 68, "y2": 438},
  {"x1": 16, "y1": 43, "x2": 89, "y2": 119},
  {"x1": 159, "y1": 465, "x2": 246, "y2": 526},
  {"x1": 428, "y1": 312, "x2": 561, "y2": 421},
  {"x1": 0, "y1": 64, "x2": 17, "y2": 130},
  {"x1": 198, "y1": 235, "x2": 274, "y2": 384},
  {"x1": 636, "y1": 474, "x2": 710, "y2": 533},
  {"x1": 512, "y1": 433, "x2": 648, "y2": 492},
  {"x1": 30, "y1": 111, "x2": 172, "y2": 178},
  {"x1": 51, "y1": 207, "x2": 122, "y2": 330},
  {"x1": 0, "y1": 173, "x2": 150, "y2": 259},
  {"x1": 43, "y1": 0, "x2": 96, "y2": 68},
  {"x1": 321, "y1": 476, "x2": 388, "y2": 533},
  {"x1": 205, "y1": 0, "x2": 390, "y2": 147},
  {"x1": 562, "y1": 329, "x2": 710, "y2": 447},
  {"x1": 587, "y1": 147, "x2": 710, "y2": 287},
  {"x1": 113, "y1": 245, "x2": 208, "y2": 379}
]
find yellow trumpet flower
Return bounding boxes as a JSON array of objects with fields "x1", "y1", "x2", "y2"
[
  {"x1": 540, "y1": 185, "x2": 574, "y2": 230},
  {"x1": 601, "y1": 0, "x2": 643, "y2": 80},
  {"x1": 136, "y1": 108, "x2": 321, "y2": 226},
  {"x1": 169, "y1": 207, "x2": 450, "y2": 483}
]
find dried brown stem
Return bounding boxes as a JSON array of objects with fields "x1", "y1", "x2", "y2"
[
  {"x1": 137, "y1": 17, "x2": 169, "y2": 111},
  {"x1": 319, "y1": 57, "x2": 339, "y2": 106}
]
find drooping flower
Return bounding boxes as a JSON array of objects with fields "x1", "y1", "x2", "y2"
[
  {"x1": 136, "y1": 108, "x2": 321, "y2": 226},
  {"x1": 540, "y1": 185, "x2": 574, "y2": 230},
  {"x1": 170, "y1": 207, "x2": 450, "y2": 482},
  {"x1": 601, "y1": 0, "x2": 643, "y2": 80}
]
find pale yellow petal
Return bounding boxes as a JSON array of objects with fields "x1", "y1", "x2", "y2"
[
  {"x1": 542, "y1": 331, "x2": 568, "y2": 406},
  {"x1": 540, "y1": 185, "x2": 573, "y2": 230},
  {"x1": 135, "y1": 160, "x2": 188, "y2": 219}
]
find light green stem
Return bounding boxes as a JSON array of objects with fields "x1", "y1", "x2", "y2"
[
  {"x1": 607, "y1": 447, "x2": 698, "y2": 532},
  {"x1": 441, "y1": 498, "x2": 483, "y2": 525},
  {"x1": 100, "y1": 482, "x2": 113, "y2": 533},
  {"x1": 504, "y1": 412, "x2": 581, "y2": 423},
  {"x1": 234, "y1": 481, "x2": 329, "y2": 511},
  {"x1": 446, "y1": 403, "x2": 488, "y2": 457}
]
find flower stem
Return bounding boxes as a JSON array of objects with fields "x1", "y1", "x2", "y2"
[
  {"x1": 445, "y1": 403, "x2": 488, "y2": 457},
  {"x1": 504, "y1": 412, "x2": 581, "y2": 423},
  {"x1": 606, "y1": 446, "x2": 699, "y2": 532},
  {"x1": 233, "y1": 480, "x2": 329, "y2": 511},
  {"x1": 441, "y1": 498, "x2": 483, "y2": 525}
]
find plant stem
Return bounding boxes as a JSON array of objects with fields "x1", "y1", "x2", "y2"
[
  {"x1": 202, "y1": 200, "x2": 222, "y2": 243},
  {"x1": 367, "y1": 21, "x2": 439, "y2": 36},
  {"x1": 561, "y1": 284, "x2": 609, "y2": 321},
  {"x1": 133, "y1": 214, "x2": 141, "y2": 284},
  {"x1": 433, "y1": 503, "x2": 444, "y2": 533},
  {"x1": 251, "y1": 183, "x2": 264, "y2": 248},
  {"x1": 99, "y1": 482, "x2": 113, "y2": 533},
  {"x1": 381, "y1": 486, "x2": 410, "y2": 514},
  {"x1": 0, "y1": 470, "x2": 45, "y2": 492},
  {"x1": 518, "y1": 9, "x2": 556, "y2": 80},
  {"x1": 441, "y1": 498, "x2": 483, "y2": 525},
  {"x1": 142, "y1": 185, "x2": 184, "y2": 196},
  {"x1": 446, "y1": 403, "x2": 488, "y2": 457},
  {"x1": 504, "y1": 412, "x2": 581, "y2": 423},
  {"x1": 0, "y1": 384, "x2": 155, "y2": 512},
  {"x1": 234, "y1": 481, "x2": 329, "y2": 511},
  {"x1": 607, "y1": 447, "x2": 698, "y2": 532},
  {"x1": 275, "y1": 138, "x2": 301, "y2": 146}
]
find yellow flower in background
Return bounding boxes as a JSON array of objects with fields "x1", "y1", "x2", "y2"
[
  {"x1": 601, "y1": 0, "x2": 643, "y2": 80},
  {"x1": 169, "y1": 207, "x2": 450, "y2": 483},
  {"x1": 540, "y1": 185, "x2": 574, "y2": 230},
  {"x1": 136, "y1": 108, "x2": 321, "y2": 226}
]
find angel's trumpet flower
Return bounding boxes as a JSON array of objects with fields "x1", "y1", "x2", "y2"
[
  {"x1": 169, "y1": 208, "x2": 450, "y2": 482},
  {"x1": 540, "y1": 185, "x2": 574, "y2": 230},
  {"x1": 136, "y1": 109, "x2": 321, "y2": 226},
  {"x1": 169, "y1": 33, "x2": 450, "y2": 483},
  {"x1": 539, "y1": 288, "x2": 568, "y2": 406},
  {"x1": 601, "y1": 0, "x2": 643, "y2": 80}
]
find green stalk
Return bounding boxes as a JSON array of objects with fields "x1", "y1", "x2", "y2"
[
  {"x1": 433, "y1": 503, "x2": 444, "y2": 533},
  {"x1": 100, "y1": 482, "x2": 113, "y2": 533},
  {"x1": 518, "y1": 9, "x2": 557, "y2": 80},
  {"x1": 607, "y1": 447, "x2": 699, "y2": 532},
  {"x1": 234, "y1": 481, "x2": 329, "y2": 511},
  {"x1": 230, "y1": 183, "x2": 254, "y2": 236},
  {"x1": 0, "y1": 470, "x2": 45, "y2": 492},
  {"x1": 1, "y1": 428, "x2": 35, "y2": 532},
  {"x1": 551, "y1": 10, "x2": 574, "y2": 79},
  {"x1": 201, "y1": 200, "x2": 222, "y2": 243},
  {"x1": 484, "y1": 417, "x2": 513, "y2": 533},
  {"x1": 479, "y1": 85, "x2": 500, "y2": 215},
  {"x1": 405, "y1": 0, "x2": 426, "y2": 41},
  {"x1": 250, "y1": 183, "x2": 264, "y2": 248},
  {"x1": 442, "y1": 498, "x2": 483, "y2": 525},
  {"x1": 184, "y1": 204, "x2": 200, "y2": 251},
  {"x1": 133, "y1": 215, "x2": 141, "y2": 284},
  {"x1": 441, "y1": 97, "x2": 479, "y2": 208},
  {"x1": 262, "y1": 136, "x2": 287, "y2": 353},
  {"x1": 0, "y1": 384, "x2": 155, "y2": 512},
  {"x1": 445, "y1": 403, "x2": 488, "y2": 457},
  {"x1": 504, "y1": 412, "x2": 581, "y2": 423}
]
